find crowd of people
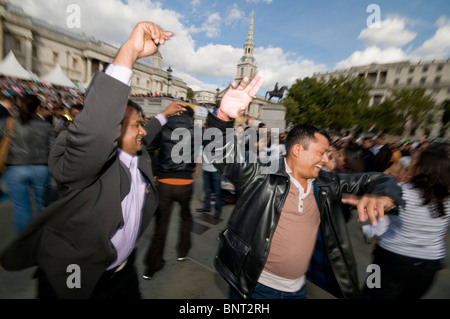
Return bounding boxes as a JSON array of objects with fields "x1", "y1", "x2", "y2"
[{"x1": 0, "y1": 21, "x2": 448, "y2": 300}]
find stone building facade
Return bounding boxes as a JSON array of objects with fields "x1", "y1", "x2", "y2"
[{"x1": 0, "y1": 1, "x2": 188, "y2": 99}]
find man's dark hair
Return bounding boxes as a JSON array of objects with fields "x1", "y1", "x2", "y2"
[
  {"x1": 70, "y1": 103, "x2": 84, "y2": 112},
  {"x1": 182, "y1": 106, "x2": 194, "y2": 118},
  {"x1": 285, "y1": 124, "x2": 330, "y2": 155},
  {"x1": 127, "y1": 100, "x2": 144, "y2": 117},
  {"x1": 18, "y1": 94, "x2": 41, "y2": 125}
]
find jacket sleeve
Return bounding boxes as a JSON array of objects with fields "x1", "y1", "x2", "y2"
[
  {"x1": 327, "y1": 170, "x2": 405, "y2": 208},
  {"x1": 143, "y1": 116, "x2": 163, "y2": 147},
  {"x1": 48, "y1": 72, "x2": 131, "y2": 190},
  {"x1": 204, "y1": 112, "x2": 266, "y2": 186}
]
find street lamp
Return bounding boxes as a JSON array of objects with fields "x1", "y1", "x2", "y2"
[
  {"x1": 216, "y1": 87, "x2": 220, "y2": 106},
  {"x1": 166, "y1": 66, "x2": 173, "y2": 96}
]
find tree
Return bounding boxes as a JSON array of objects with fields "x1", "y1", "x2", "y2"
[
  {"x1": 285, "y1": 76, "x2": 371, "y2": 132},
  {"x1": 371, "y1": 88, "x2": 434, "y2": 136},
  {"x1": 186, "y1": 87, "x2": 195, "y2": 102},
  {"x1": 439, "y1": 99, "x2": 450, "y2": 137}
]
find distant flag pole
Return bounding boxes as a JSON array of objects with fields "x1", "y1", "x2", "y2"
[{"x1": 368, "y1": 124, "x2": 376, "y2": 132}]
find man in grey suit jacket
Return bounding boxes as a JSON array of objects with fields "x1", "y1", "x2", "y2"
[{"x1": 1, "y1": 22, "x2": 185, "y2": 299}]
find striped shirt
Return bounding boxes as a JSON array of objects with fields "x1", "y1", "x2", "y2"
[{"x1": 378, "y1": 183, "x2": 450, "y2": 260}]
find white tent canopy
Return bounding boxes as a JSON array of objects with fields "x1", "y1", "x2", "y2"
[
  {"x1": 41, "y1": 64, "x2": 77, "y2": 88},
  {"x1": 0, "y1": 51, "x2": 33, "y2": 80}
]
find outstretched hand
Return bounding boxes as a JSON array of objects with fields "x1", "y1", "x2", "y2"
[
  {"x1": 341, "y1": 193, "x2": 395, "y2": 226},
  {"x1": 219, "y1": 73, "x2": 264, "y2": 120},
  {"x1": 162, "y1": 101, "x2": 187, "y2": 118},
  {"x1": 114, "y1": 22, "x2": 173, "y2": 69}
]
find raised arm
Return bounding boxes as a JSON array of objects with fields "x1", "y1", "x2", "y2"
[{"x1": 50, "y1": 22, "x2": 174, "y2": 189}]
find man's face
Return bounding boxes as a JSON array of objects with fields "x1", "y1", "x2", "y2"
[
  {"x1": 291, "y1": 133, "x2": 330, "y2": 180},
  {"x1": 118, "y1": 107, "x2": 147, "y2": 156}
]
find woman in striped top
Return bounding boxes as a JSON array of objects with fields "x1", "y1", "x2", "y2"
[{"x1": 363, "y1": 144, "x2": 450, "y2": 299}]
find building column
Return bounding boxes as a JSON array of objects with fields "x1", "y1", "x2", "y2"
[
  {"x1": 24, "y1": 37, "x2": 32, "y2": 71},
  {"x1": 85, "y1": 57, "x2": 92, "y2": 82}
]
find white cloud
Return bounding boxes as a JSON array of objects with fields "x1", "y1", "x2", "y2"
[
  {"x1": 189, "y1": 12, "x2": 222, "y2": 38},
  {"x1": 358, "y1": 16, "x2": 417, "y2": 48},
  {"x1": 336, "y1": 15, "x2": 450, "y2": 70},
  {"x1": 225, "y1": 4, "x2": 245, "y2": 24},
  {"x1": 334, "y1": 46, "x2": 408, "y2": 70},
  {"x1": 255, "y1": 47, "x2": 327, "y2": 92},
  {"x1": 411, "y1": 16, "x2": 450, "y2": 60}
]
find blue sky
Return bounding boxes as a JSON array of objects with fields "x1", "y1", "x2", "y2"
[{"x1": 9, "y1": 0, "x2": 450, "y2": 93}]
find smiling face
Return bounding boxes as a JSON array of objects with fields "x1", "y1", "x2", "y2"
[
  {"x1": 287, "y1": 132, "x2": 330, "y2": 184},
  {"x1": 118, "y1": 106, "x2": 147, "y2": 156}
]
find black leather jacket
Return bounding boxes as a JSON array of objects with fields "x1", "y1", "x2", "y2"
[
  {"x1": 205, "y1": 113, "x2": 404, "y2": 299},
  {"x1": 149, "y1": 112, "x2": 200, "y2": 179}
]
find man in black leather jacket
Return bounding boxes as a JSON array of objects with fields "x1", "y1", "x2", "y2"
[{"x1": 206, "y1": 74, "x2": 404, "y2": 299}]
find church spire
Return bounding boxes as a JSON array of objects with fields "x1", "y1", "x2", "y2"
[
  {"x1": 246, "y1": 10, "x2": 255, "y2": 47},
  {"x1": 236, "y1": 11, "x2": 257, "y2": 83}
]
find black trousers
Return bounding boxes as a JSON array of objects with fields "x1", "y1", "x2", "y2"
[
  {"x1": 362, "y1": 245, "x2": 442, "y2": 299},
  {"x1": 37, "y1": 252, "x2": 141, "y2": 299},
  {"x1": 144, "y1": 182, "x2": 193, "y2": 272}
]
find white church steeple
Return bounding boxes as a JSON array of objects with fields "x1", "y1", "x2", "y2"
[{"x1": 236, "y1": 11, "x2": 257, "y2": 83}]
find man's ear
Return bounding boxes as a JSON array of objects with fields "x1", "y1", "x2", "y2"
[{"x1": 291, "y1": 144, "x2": 303, "y2": 158}]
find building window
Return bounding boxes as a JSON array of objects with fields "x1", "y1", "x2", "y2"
[
  {"x1": 423, "y1": 65, "x2": 429, "y2": 73},
  {"x1": 379, "y1": 71, "x2": 387, "y2": 85},
  {"x1": 396, "y1": 67, "x2": 402, "y2": 74},
  {"x1": 367, "y1": 72, "x2": 377, "y2": 85},
  {"x1": 434, "y1": 76, "x2": 441, "y2": 85},
  {"x1": 437, "y1": 64, "x2": 444, "y2": 72},
  {"x1": 420, "y1": 77, "x2": 427, "y2": 85},
  {"x1": 407, "y1": 78, "x2": 412, "y2": 85},
  {"x1": 394, "y1": 79, "x2": 400, "y2": 86},
  {"x1": 13, "y1": 38, "x2": 21, "y2": 51},
  {"x1": 72, "y1": 58, "x2": 77, "y2": 69},
  {"x1": 53, "y1": 52, "x2": 59, "y2": 63},
  {"x1": 409, "y1": 67, "x2": 415, "y2": 74},
  {"x1": 373, "y1": 95, "x2": 383, "y2": 106}
]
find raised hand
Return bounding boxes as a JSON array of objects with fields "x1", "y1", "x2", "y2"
[
  {"x1": 219, "y1": 73, "x2": 264, "y2": 120},
  {"x1": 162, "y1": 101, "x2": 187, "y2": 117},
  {"x1": 113, "y1": 22, "x2": 173, "y2": 69}
]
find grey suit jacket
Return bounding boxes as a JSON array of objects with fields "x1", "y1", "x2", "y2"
[{"x1": 1, "y1": 71, "x2": 161, "y2": 298}]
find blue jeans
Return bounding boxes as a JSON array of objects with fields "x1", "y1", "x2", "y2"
[
  {"x1": 229, "y1": 283, "x2": 307, "y2": 299},
  {"x1": 3, "y1": 165, "x2": 50, "y2": 233},
  {"x1": 202, "y1": 170, "x2": 222, "y2": 216}
]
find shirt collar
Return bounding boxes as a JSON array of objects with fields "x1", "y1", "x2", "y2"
[
  {"x1": 284, "y1": 158, "x2": 314, "y2": 194},
  {"x1": 118, "y1": 149, "x2": 138, "y2": 169}
]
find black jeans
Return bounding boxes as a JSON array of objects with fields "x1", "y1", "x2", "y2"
[
  {"x1": 362, "y1": 245, "x2": 442, "y2": 299},
  {"x1": 145, "y1": 182, "x2": 193, "y2": 272}
]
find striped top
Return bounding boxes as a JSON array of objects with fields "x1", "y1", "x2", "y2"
[{"x1": 378, "y1": 183, "x2": 450, "y2": 261}]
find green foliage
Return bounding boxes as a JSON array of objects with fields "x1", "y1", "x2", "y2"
[
  {"x1": 284, "y1": 76, "x2": 435, "y2": 135},
  {"x1": 186, "y1": 87, "x2": 195, "y2": 101},
  {"x1": 374, "y1": 88, "x2": 434, "y2": 135},
  {"x1": 285, "y1": 76, "x2": 371, "y2": 132},
  {"x1": 442, "y1": 99, "x2": 450, "y2": 126}
]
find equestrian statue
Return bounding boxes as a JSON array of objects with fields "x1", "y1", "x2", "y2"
[{"x1": 265, "y1": 82, "x2": 288, "y2": 102}]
